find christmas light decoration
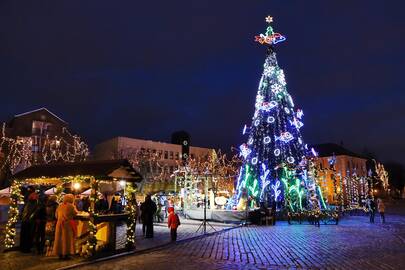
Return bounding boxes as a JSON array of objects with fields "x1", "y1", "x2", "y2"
[
  {"x1": 232, "y1": 16, "x2": 328, "y2": 215},
  {"x1": 4, "y1": 180, "x2": 23, "y2": 248},
  {"x1": 0, "y1": 123, "x2": 89, "y2": 175}
]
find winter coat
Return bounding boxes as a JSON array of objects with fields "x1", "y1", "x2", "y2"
[
  {"x1": 378, "y1": 201, "x2": 385, "y2": 213},
  {"x1": 167, "y1": 212, "x2": 180, "y2": 229},
  {"x1": 52, "y1": 202, "x2": 78, "y2": 256},
  {"x1": 140, "y1": 198, "x2": 157, "y2": 224}
]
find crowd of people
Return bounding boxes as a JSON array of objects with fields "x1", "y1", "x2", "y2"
[{"x1": 17, "y1": 189, "x2": 181, "y2": 259}]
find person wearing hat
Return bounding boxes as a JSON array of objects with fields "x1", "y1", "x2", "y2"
[
  {"x1": 167, "y1": 207, "x2": 180, "y2": 241},
  {"x1": 53, "y1": 194, "x2": 78, "y2": 259}
]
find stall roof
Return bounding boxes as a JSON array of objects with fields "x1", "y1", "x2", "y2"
[{"x1": 12, "y1": 159, "x2": 143, "y2": 182}]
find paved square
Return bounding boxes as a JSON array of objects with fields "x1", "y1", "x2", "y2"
[{"x1": 77, "y1": 215, "x2": 405, "y2": 270}]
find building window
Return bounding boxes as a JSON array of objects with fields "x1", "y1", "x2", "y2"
[
  {"x1": 169, "y1": 151, "x2": 174, "y2": 159},
  {"x1": 32, "y1": 121, "x2": 52, "y2": 135},
  {"x1": 164, "y1": 151, "x2": 168, "y2": 159},
  {"x1": 31, "y1": 136, "x2": 40, "y2": 153},
  {"x1": 175, "y1": 152, "x2": 179, "y2": 160}
]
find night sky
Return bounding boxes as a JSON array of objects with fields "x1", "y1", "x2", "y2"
[{"x1": 1, "y1": 1, "x2": 404, "y2": 165}]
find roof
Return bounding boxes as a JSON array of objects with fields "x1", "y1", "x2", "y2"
[
  {"x1": 311, "y1": 143, "x2": 367, "y2": 159},
  {"x1": 14, "y1": 107, "x2": 68, "y2": 124},
  {"x1": 12, "y1": 159, "x2": 143, "y2": 182}
]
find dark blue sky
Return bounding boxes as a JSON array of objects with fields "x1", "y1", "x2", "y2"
[{"x1": 1, "y1": 1, "x2": 404, "y2": 165}]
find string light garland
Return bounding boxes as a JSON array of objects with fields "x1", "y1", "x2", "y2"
[
  {"x1": 0, "y1": 123, "x2": 89, "y2": 175},
  {"x1": 125, "y1": 183, "x2": 137, "y2": 249},
  {"x1": 4, "y1": 180, "x2": 23, "y2": 248}
]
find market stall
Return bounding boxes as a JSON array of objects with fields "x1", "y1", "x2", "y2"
[{"x1": 4, "y1": 159, "x2": 142, "y2": 256}]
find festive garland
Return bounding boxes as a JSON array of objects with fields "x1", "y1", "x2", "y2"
[
  {"x1": 82, "y1": 177, "x2": 98, "y2": 257},
  {"x1": 125, "y1": 183, "x2": 137, "y2": 249},
  {"x1": 5, "y1": 179, "x2": 23, "y2": 249}
]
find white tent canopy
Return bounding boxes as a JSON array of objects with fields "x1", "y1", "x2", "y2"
[
  {"x1": 44, "y1": 187, "x2": 65, "y2": 195},
  {"x1": 81, "y1": 189, "x2": 101, "y2": 196},
  {"x1": 0, "y1": 187, "x2": 11, "y2": 197}
]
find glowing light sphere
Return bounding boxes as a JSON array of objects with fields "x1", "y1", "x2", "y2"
[
  {"x1": 287, "y1": 157, "x2": 295, "y2": 164},
  {"x1": 263, "y1": 136, "x2": 271, "y2": 144},
  {"x1": 284, "y1": 107, "x2": 290, "y2": 114},
  {"x1": 267, "y1": 116, "x2": 275, "y2": 123},
  {"x1": 248, "y1": 138, "x2": 254, "y2": 145},
  {"x1": 254, "y1": 119, "x2": 260, "y2": 126},
  {"x1": 274, "y1": 149, "x2": 281, "y2": 156},
  {"x1": 251, "y1": 157, "x2": 258, "y2": 165}
]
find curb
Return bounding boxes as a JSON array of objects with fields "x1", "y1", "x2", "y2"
[{"x1": 56, "y1": 225, "x2": 241, "y2": 270}]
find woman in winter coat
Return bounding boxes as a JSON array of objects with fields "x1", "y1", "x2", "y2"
[
  {"x1": 53, "y1": 194, "x2": 78, "y2": 259},
  {"x1": 377, "y1": 199, "x2": 386, "y2": 223}
]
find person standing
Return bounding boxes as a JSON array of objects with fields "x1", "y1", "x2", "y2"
[
  {"x1": 53, "y1": 194, "x2": 78, "y2": 259},
  {"x1": 20, "y1": 192, "x2": 39, "y2": 253},
  {"x1": 369, "y1": 198, "x2": 376, "y2": 223},
  {"x1": 45, "y1": 195, "x2": 59, "y2": 255},
  {"x1": 377, "y1": 199, "x2": 386, "y2": 223},
  {"x1": 34, "y1": 195, "x2": 47, "y2": 254},
  {"x1": 140, "y1": 195, "x2": 157, "y2": 238},
  {"x1": 167, "y1": 207, "x2": 180, "y2": 241}
]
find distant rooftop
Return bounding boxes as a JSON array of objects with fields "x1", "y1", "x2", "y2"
[
  {"x1": 14, "y1": 107, "x2": 67, "y2": 124},
  {"x1": 311, "y1": 143, "x2": 367, "y2": 159}
]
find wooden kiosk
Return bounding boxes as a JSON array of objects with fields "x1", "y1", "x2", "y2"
[{"x1": 4, "y1": 159, "x2": 142, "y2": 256}]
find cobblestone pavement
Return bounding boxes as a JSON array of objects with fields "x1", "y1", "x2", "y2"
[
  {"x1": 0, "y1": 219, "x2": 234, "y2": 270},
  {"x1": 77, "y1": 214, "x2": 405, "y2": 270}
]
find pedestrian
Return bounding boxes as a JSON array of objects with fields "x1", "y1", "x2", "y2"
[
  {"x1": 45, "y1": 195, "x2": 59, "y2": 255},
  {"x1": 53, "y1": 194, "x2": 78, "y2": 259},
  {"x1": 139, "y1": 202, "x2": 146, "y2": 237},
  {"x1": 156, "y1": 203, "x2": 163, "y2": 223},
  {"x1": 369, "y1": 198, "x2": 376, "y2": 223},
  {"x1": 377, "y1": 199, "x2": 386, "y2": 223},
  {"x1": 140, "y1": 195, "x2": 157, "y2": 238},
  {"x1": 34, "y1": 195, "x2": 47, "y2": 254},
  {"x1": 167, "y1": 207, "x2": 180, "y2": 241},
  {"x1": 20, "y1": 191, "x2": 39, "y2": 253}
]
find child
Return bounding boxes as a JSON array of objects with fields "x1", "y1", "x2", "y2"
[{"x1": 167, "y1": 207, "x2": 180, "y2": 241}]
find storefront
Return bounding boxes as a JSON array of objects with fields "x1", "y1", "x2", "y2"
[{"x1": 4, "y1": 159, "x2": 142, "y2": 256}]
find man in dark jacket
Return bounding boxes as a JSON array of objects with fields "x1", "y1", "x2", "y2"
[
  {"x1": 369, "y1": 199, "x2": 376, "y2": 223},
  {"x1": 140, "y1": 195, "x2": 157, "y2": 238},
  {"x1": 20, "y1": 192, "x2": 39, "y2": 253}
]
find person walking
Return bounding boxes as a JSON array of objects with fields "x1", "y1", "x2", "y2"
[
  {"x1": 140, "y1": 195, "x2": 157, "y2": 238},
  {"x1": 167, "y1": 207, "x2": 180, "y2": 241},
  {"x1": 377, "y1": 199, "x2": 386, "y2": 223},
  {"x1": 369, "y1": 198, "x2": 376, "y2": 223},
  {"x1": 53, "y1": 194, "x2": 78, "y2": 259},
  {"x1": 20, "y1": 192, "x2": 39, "y2": 253}
]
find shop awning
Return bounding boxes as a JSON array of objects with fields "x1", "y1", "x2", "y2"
[
  {"x1": 0, "y1": 187, "x2": 11, "y2": 197},
  {"x1": 11, "y1": 159, "x2": 143, "y2": 183}
]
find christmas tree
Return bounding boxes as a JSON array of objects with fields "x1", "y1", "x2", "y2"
[{"x1": 234, "y1": 16, "x2": 325, "y2": 213}]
